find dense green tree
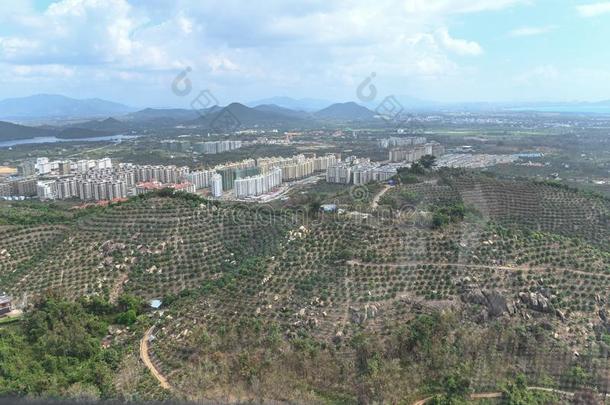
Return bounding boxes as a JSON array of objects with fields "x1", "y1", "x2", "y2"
[
  {"x1": 419, "y1": 154, "x2": 437, "y2": 170},
  {"x1": 0, "y1": 296, "x2": 123, "y2": 398}
]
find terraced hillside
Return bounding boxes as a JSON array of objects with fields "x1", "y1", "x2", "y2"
[
  {"x1": 383, "y1": 171, "x2": 610, "y2": 249},
  {"x1": 0, "y1": 176, "x2": 609, "y2": 403},
  {"x1": 0, "y1": 194, "x2": 295, "y2": 301},
  {"x1": 138, "y1": 174, "x2": 609, "y2": 401}
]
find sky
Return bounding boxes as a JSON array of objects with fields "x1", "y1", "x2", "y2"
[{"x1": 0, "y1": 0, "x2": 610, "y2": 108}]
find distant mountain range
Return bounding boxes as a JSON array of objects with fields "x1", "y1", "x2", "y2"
[
  {"x1": 0, "y1": 94, "x2": 136, "y2": 121},
  {"x1": 246, "y1": 97, "x2": 334, "y2": 112},
  {"x1": 0, "y1": 120, "x2": 113, "y2": 142},
  {"x1": 253, "y1": 104, "x2": 311, "y2": 119},
  {"x1": 3, "y1": 93, "x2": 610, "y2": 124},
  {"x1": 0, "y1": 101, "x2": 380, "y2": 141},
  {"x1": 121, "y1": 102, "x2": 379, "y2": 129},
  {"x1": 192, "y1": 102, "x2": 307, "y2": 128},
  {"x1": 191, "y1": 102, "x2": 383, "y2": 129},
  {"x1": 3, "y1": 93, "x2": 610, "y2": 143},
  {"x1": 0, "y1": 121, "x2": 52, "y2": 141},
  {"x1": 123, "y1": 108, "x2": 203, "y2": 123},
  {"x1": 314, "y1": 102, "x2": 377, "y2": 121}
]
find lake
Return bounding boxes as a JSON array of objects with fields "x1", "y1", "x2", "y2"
[{"x1": 0, "y1": 134, "x2": 138, "y2": 148}]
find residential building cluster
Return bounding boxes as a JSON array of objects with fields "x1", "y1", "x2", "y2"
[
  {"x1": 352, "y1": 163, "x2": 401, "y2": 185},
  {"x1": 186, "y1": 169, "x2": 217, "y2": 189},
  {"x1": 162, "y1": 139, "x2": 242, "y2": 154},
  {"x1": 326, "y1": 163, "x2": 353, "y2": 184},
  {"x1": 436, "y1": 153, "x2": 519, "y2": 169},
  {"x1": 196, "y1": 140, "x2": 242, "y2": 154},
  {"x1": 326, "y1": 161, "x2": 404, "y2": 185},
  {"x1": 378, "y1": 136, "x2": 426, "y2": 149},
  {"x1": 135, "y1": 181, "x2": 196, "y2": 195},
  {"x1": 2, "y1": 151, "x2": 359, "y2": 202},
  {"x1": 128, "y1": 164, "x2": 189, "y2": 184},
  {"x1": 214, "y1": 159, "x2": 257, "y2": 191},
  {"x1": 234, "y1": 167, "x2": 283, "y2": 198},
  {"x1": 0, "y1": 177, "x2": 37, "y2": 198},
  {"x1": 0, "y1": 157, "x2": 199, "y2": 201},
  {"x1": 18, "y1": 157, "x2": 113, "y2": 177},
  {"x1": 388, "y1": 141, "x2": 445, "y2": 163},
  {"x1": 224, "y1": 153, "x2": 336, "y2": 198},
  {"x1": 257, "y1": 154, "x2": 337, "y2": 181}
]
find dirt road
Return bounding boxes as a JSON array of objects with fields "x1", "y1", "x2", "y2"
[
  {"x1": 371, "y1": 184, "x2": 392, "y2": 209},
  {"x1": 411, "y1": 386, "x2": 576, "y2": 404},
  {"x1": 140, "y1": 326, "x2": 172, "y2": 391}
]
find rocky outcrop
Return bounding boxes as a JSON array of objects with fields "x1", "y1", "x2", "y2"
[
  {"x1": 483, "y1": 290, "x2": 513, "y2": 317},
  {"x1": 519, "y1": 291, "x2": 554, "y2": 313},
  {"x1": 349, "y1": 304, "x2": 380, "y2": 325},
  {"x1": 461, "y1": 284, "x2": 514, "y2": 318},
  {"x1": 599, "y1": 308, "x2": 608, "y2": 322},
  {"x1": 99, "y1": 240, "x2": 126, "y2": 254}
]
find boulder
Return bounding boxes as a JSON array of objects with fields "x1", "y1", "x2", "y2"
[
  {"x1": 462, "y1": 287, "x2": 509, "y2": 318},
  {"x1": 482, "y1": 290, "x2": 508, "y2": 317},
  {"x1": 365, "y1": 304, "x2": 378, "y2": 319},
  {"x1": 349, "y1": 305, "x2": 379, "y2": 324},
  {"x1": 519, "y1": 291, "x2": 554, "y2": 313},
  {"x1": 464, "y1": 288, "x2": 487, "y2": 306},
  {"x1": 349, "y1": 306, "x2": 363, "y2": 324}
]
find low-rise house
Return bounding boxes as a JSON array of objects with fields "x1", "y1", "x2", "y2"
[{"x1": 0, "y1": 294, "x2": 12, "y2": 316}]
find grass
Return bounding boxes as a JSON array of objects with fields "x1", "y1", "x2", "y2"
[{"x1": 0, "y1": 315, "x2": 21, "y2": 325}]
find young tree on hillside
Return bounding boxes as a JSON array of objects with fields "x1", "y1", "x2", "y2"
[{"x1": 419, "y1": 154, "x2": 437, "y2": 170}]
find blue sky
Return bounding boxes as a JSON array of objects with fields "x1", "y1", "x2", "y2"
[{"x1": 0, "y1": 0, "x2": 609, "y2": 107}]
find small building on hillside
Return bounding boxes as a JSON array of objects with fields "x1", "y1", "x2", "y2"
[
  {"x1": 0, "y1": 294, "x2": 12, "y2": 316},
  {"x1": 320, "y1": 204, "x2": 337, "y2": 213}
]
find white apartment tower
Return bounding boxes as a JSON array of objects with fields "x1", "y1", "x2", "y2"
[{"x1": 211, "y1": 173, "x2": 223, "y2": 197}]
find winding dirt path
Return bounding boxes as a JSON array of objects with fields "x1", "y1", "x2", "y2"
[
  {"x1": 109, "y1": 273, "x2": 129, "y2": 303},
  {"x1": 411, "y1": 386, "x2": 576, "y2": 404},
  {"x1": 347, "y1": 259, "x2": 610, "y2": 279},
  {"x1": 371, "y1": 184, "x2": 392, "y2": 209},
  {"x1": 140, "y1": 326, "x2": 172, "y2": 391}
]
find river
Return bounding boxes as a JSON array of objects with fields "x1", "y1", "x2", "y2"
[{"x1": 0, "y1": 134, "x2": 138, "y2": 148}]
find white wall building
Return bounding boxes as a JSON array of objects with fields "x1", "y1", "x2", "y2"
[
  {"x1": 326, "y1": 164, "x2": 352, "y2": 184},
  {"x1": 352, "y1": 164, "x2": 377, "y2": 185},
  {"x1": 36, "y1": 180, "x2": 57, "y2": 200},
  {"x1": 234, "y1": 167, "x2": 282, "y2": 198},
  {"x1": 211, "y1": 173, "x2": 223, "y2": 197},
  {"x1": 186, "y1": 169, "x2": 216, "y2": 189}
]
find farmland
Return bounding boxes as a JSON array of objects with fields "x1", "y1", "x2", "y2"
[{"x1": 1, "y1": 167, "x2": 609, "y2": 402}]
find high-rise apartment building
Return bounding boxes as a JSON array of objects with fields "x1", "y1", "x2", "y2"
[
  {"x1": 36, "y1": 180, "x2": 57, "y2": 200},
  {"x1": 186, "y1": 170, "x2": 217, "y2": 189},
  {"x1": 211, "y1": 174, "x2": 223, "y2": 197},
  {"x1": 19, "y1": 160, "x2": 36, "y2": 177},
  {"x1": 326, "y1": 164, "x2": 352, "y2": 184},
  {"x1": 388, "y1": 142, "x2": 444, "y2": 163},
  {"x1": 234, "y1": 167, "x2": 282, "y2": 198}
]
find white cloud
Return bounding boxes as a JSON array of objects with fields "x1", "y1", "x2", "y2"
[
  {"x1": 514, "y1": 65, "x2": 560, "y2": 84},
  {"x1": 0, "y1": 0, "x2": 531, "y2": 103},
  {"x1": 576, "y1": 2, "x2": 610, "y2": 17},
  {"x1": 404, "y1": 0, "x2": 528, "y2": 14},
  {"x1": 434, "y1": 28, "x2": 483, "y2": 56},
  {"x1": 508, "y1": 25, "x2": 556, "y2": 37},
  {"x1": 0, "y1": 37, "x2": 40, "y2": 60},
  {"x1": 11, "y1": 64, "x2": 75, "y2": 78},
  {"x1": 208, "y1": 54, "x2": 240, "y2": 73}
]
